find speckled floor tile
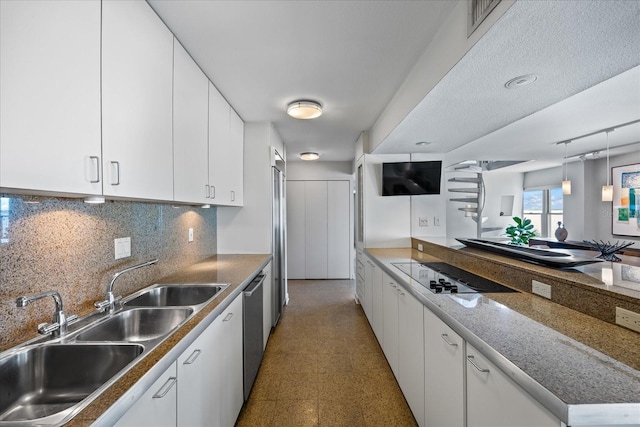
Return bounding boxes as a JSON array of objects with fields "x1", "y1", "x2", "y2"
[{"x1": 236, "y1": 279, "x2": 417, "y2": 427}]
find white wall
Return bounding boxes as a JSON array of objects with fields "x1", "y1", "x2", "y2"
[
  {"x1": 409, "y1": 153, "x2": 447, "y2": 239},
  {"x1": 287, "y1": 161, "x2": 353, "y2": 181},
  {"x1": 217, "y1": 122, "x2": 284, "y2": 253}
]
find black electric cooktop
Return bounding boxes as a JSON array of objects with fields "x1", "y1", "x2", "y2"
[{"x1": 392, "y1": 261, "x2": 518, "y2": 294}]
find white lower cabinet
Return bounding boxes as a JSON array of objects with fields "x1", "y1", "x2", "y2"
[
  {"x1": 115, "y1": 362, "x2": 177, "y2": 427},
  {"x1": 381, "y1": 272, "x2": 399, "y2": 377},
  {"x1": 363, "y1": 258, "x2": 375, "y2": 321},
  {"x1": 424, "y1": 307, "x2": 465, "y2": 427},
  {"x1": 177, "y1": 325, "x2": 216, "y2": 426},
  {"x1": 398, "y1": 288, "x2": 425, "y2": 427},
  {"x1": 216, "y1": 293, "x2": 244, "y2": 427},
  {"x1": 371, "y1": 265, "x2": 384, "y2": 343},
  {"x1": 466, "y1": 343, "x2": 561, "y2": 427}
]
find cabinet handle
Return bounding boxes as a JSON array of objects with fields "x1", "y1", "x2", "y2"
[
  {"x1": 205, "y1": 184, "x2": 210, "y2": 198},
  {"x1": 231, "y1": 190, "x2": 235, "y2": 202},
  {"x1": 210, "y1": 185, "x2": 216, "y2": 199},
  {"x1": 110, "y1": 161, "x2": 120, "y2": 186},
  {"x1": 440, "y1": 333, "x2": 458, "y2": 347},
  {"x1": 396, "y1": 288, "x2": 404, "y2": 296},
  {"x1": 223, "y1": 312, "x2": 233, "y2": 322},
  {"x1": 467, "y1": 355, "x2": 490, "y2": 373},
  {"x1": 152, "y1": 377, "x2": 177, "y2": 398},
  {"x1": 89, "y1": 156, "x2": 100, "y2": 183},
  {"x1": 183, "y1": 349, "x2": 201, "y2": 365},
  {"x1": 389, "y1": 282, "x2": 396, "y2": 288}
]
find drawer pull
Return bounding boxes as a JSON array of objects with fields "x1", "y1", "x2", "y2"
[
  {"x1": 183, "y1": 349, "x2": 201, "y2": 365},
  {"x1": 440, "y1": 333, "x2": 458, "y2": 347},
  {"x1": 89, "y1": 156, "x2": 100, "y2": 183},
  {"x1": 110, "y1": 161, "x2": 120, "y2": 186},
  {"x1": 467, "y1": 355, "x2": 490, "y2": 373},
  {"x1": 153, "y1": 377, "x2": 177, "y2": 398}
]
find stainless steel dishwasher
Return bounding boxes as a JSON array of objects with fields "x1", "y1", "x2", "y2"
[{"x1": 243, "y1": 272, "x2": 266, "y2": 401}]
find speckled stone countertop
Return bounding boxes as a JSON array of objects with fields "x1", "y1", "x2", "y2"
[
  {"x1": 65, "y1": 254, "x2": 271, "y2": 427},
  {"x1": 365, "y1": 247, "x2": 640, "y2": 426}
]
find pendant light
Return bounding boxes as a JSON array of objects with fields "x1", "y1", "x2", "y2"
[
  {"x1": 562, "y1": 142, "x2": 571, "y2": 195},
  {"x1": 602, "y1": 129, "x2": 613, "y2": 202}
]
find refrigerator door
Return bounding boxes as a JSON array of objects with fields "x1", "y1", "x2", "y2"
[{"x1": 272, "y1": 164, "x2": 286, "y2": 326}]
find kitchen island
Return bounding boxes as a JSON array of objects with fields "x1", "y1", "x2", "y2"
[{"x1": 362, "y1": 240, "x2": 640, "y2": 427}]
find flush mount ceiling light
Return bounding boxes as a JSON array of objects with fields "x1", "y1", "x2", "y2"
[
  {"x1": 287, "y1": 100, "x2": 322, "y2": 120},
  {"x1": 504, "y1": 74, "x2": 538, "y2": 89},
  {"x1": 300, "y1": 152, "x2": 320, "y2": 161},
  {"x1": 415, "y1": 141, "x2": 432, "y2": 146}
]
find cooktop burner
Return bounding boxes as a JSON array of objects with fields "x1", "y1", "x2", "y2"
[{"x1": 392, "y1": 261, "x2": 518, "y2": 294}]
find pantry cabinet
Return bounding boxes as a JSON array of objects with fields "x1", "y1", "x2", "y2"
[
  {"x1": 0, "y1": 0, "x2": 102, "y2": 195},
  {"x1": 173, "y1": 39, "x2": 209, "y2": 204},
  {"x1": 424, "y1": 307, "x2": 465, "y2": 427},
  {"x1": 466, "y1": 343, "x2": 561, "y2": 427},
  {"x1": 114, "y1": 362, "x2": 177, "y2": 427},
  {"x1": 102, "y1": 0, "x2": 174, "y2": 201}
]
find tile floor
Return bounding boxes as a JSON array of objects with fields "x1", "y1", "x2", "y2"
[{"x1": 236, "y1": 279, "x2": 417, "y2": 427}]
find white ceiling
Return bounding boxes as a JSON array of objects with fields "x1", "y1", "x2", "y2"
[
  {"x1": 148, "y1": 0, "x2": 640, "y2": 168},
  {"x1": 148, "y1": 0, "x2": 457, "y2": 162}
]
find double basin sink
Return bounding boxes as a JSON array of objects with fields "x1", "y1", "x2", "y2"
[{"x1": 0, "y1": 283, "x2": 228, "y2": 425}]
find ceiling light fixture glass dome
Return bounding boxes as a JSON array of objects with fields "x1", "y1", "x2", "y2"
[
  {"x1": 287, "y1": 100, "x2": 322, "y2": 119},
  {"x1": 300, "y1": 152, "x2": 320, "y2": 161}
]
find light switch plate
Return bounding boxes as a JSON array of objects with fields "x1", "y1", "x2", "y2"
[
  {"x1": 114, "y1": 237, "x2": 131, "y2": 260},
  {"x1": 532, "y1": 280, "x2": 551, "y2": 299},
  {"x1": 417, "y1": 243, "x2": 424, "y2": 252},
  {"x1": 616, "y1": 307, "x2": 640, "y2": 333},
  {"x1": 188, "y1": 228, "x2": 194, "y2": 242}
]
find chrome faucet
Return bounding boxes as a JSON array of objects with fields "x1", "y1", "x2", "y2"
[
  {"x1": 16, "y1": 290, "x2": 78, "y2": 336},
  {"x1": 95, "y1": 258, "x2": 158, "y2": 313}
]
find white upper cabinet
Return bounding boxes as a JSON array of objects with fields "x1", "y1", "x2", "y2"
[
  {"x1": 102, "y1": 0, "x2": 174, "y2": 201},
  {"x1": 208, "y1": 83, "x2": 244, "y2": 206},
  {"x1": 0, "y1": 0, "x2": 102, "y2": 195},
  {"x1": 173, "y1": 40, "x2": 209, "y2": 204}
]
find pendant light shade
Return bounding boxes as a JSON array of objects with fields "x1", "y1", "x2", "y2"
[
  {"x1": 287, "y1": 100, "x2": 322, "y2": 119},
  {"x1": 602, "y1": 129, "x2": 613, "y2": 202},
  {"x1": 562, "y1": 142, "x2": 571, "y2": 195}
]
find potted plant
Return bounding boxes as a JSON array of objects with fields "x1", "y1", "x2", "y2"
[{"x1": 505, "y1": 216, "x2": 536, "y2": 245}]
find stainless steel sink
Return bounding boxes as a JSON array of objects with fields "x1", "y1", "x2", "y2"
[
  {"x1": 75, "y1": 308, "x2": 192, "y2": 342},
  {"x1": 124, "y1": 284, "x2": 226, "y2": 308},
  {"x1": 0, "y1": 343, "x2": 143, "y2": 423}
]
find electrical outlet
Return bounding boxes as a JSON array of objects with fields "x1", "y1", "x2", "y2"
[
  {"x1": 616, "y1": 307, "x2": 640, "y2": 333},
  {"x1": 419, "y1": 217, "x2": 429, "y2": 227},
  {"x1": 433, "y1": 216, "x2": 440, "y2": 226},
  {"x1": 114, "y1": 237, "x2": 131, "y2": 260},
  {"x1": 188, "y1": 228, "x2": 194, "y2": 242},
  {"x1": 417, "y1": 243, "x2": 424, "y2": 252},
  {"x1": 532, "y1": 280, "x2": 551, "y2": 299}
]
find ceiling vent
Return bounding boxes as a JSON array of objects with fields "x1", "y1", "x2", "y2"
[{"x1": 468, "y1": 0, "x2": 502, "y2": 37}]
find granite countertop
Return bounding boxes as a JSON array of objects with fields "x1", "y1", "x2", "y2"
[
  {"x1": 66, "y1": 253, "x2": 271, "y2": 427},
  {"x1": 365, "y1": 247, "x2": 640, "y2": 426}
]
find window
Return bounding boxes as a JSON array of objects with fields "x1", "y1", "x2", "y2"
[{"x1": 523, "y1": 188, "x2": 563, "y2": 238}]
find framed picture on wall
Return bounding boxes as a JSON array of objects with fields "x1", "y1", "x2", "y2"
[{"x1": 612, "y1": 163, "x2": 640, "y2": 237}]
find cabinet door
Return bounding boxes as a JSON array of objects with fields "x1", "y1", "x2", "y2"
[
  {"x1": 0, "y1": 0, "x2": 101, "y2": 195},
  {"x1": 286, "y1": 181, "x2": 306, "y2": 279},
  {"x1": 305, "y1": 181, "x2": 329, "y2": 279},
  {"x1": 227, "y1": 108, "x2": 244, "y2": 206},
  {"x1": 363, "y1": 258, "x2": 375, "y2": 322},
  {"x1": 220, "y1": 294, "x2": 244, "y2": 426},
  {"x1": 208, "y1": 83, "x2": 231, "y2": 204},
  {"x1": 424, "y1": 307, "x2": 464, "y2": 427},
  {"x1": 177, "y1": 325, "x2": 216, "y2": 426},
  {"x1": 102, "y1": 0, "x2": 174, "y2": 200},
  {"x1": 327, "y1": 181, "x2": 350, "y2": 278},
  {"x1": 173, "y1": 40, "x2": 209, "y2": 204},
  {"x1": 466, "y1": 343, "x2": 561, "y2": 427},
  {"x1": 371, "y1": 265, "x2": 384, "y2": 343},
  {"x1": 382, "y1": 272, "x2": 399, "y2": 377},
  {"x1": 398, "y1": 289, "x2": 425, "y2": 427},
  {"x1": 115, "y1": 362, "x2": 177, "y2": 427}
]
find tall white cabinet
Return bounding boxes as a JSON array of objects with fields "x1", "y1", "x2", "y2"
[
  {"x1": 0, "y1": 0, "x2": 102, "y2": 195},
  {"x1": 287, "y1": 180, "x2": 351, "y2": 279},
  {"x1": 102, "y1": 0, "x2": 174, "y2": 201}
]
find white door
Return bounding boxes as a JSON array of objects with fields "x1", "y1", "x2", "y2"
[
  {"x1": 0, "y1": 0, "x2": 102, "y2": 195},
  {"x1": 305, "y1": 181, "x2": 328, "y2": 279},
  {"x1": 328, "y1": 181, "x2": 351, "y2": 278},
  {"x1": 173, "y1": 39, "x2": 209, "y2": 204},
  {"x1": 286, "y1": 181, "x2": 306, "y2": 279},
  {"x1": 102, "y1": 0, "x2": 174, "y2": 200}
]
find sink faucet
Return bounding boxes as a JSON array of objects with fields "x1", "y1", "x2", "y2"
[
  {"x1": 16, "y1": 290, "x2": 78, "y2": 336},
  {"x1": 95, "y1": 258, "x2": 158, "y2": 313}
]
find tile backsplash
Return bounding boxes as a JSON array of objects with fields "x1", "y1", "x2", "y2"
[{"x1": 0, "y1": 194, "x2": 217, "y2": 350}]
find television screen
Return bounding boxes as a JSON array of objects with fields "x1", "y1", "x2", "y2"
[{"x1": 382, "y1": 161, "x2": 442, "y2": 196}]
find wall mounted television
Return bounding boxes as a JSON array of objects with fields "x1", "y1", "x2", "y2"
[{"x1": 382, "y1": 161, "x2": 442, "y2": 196}]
